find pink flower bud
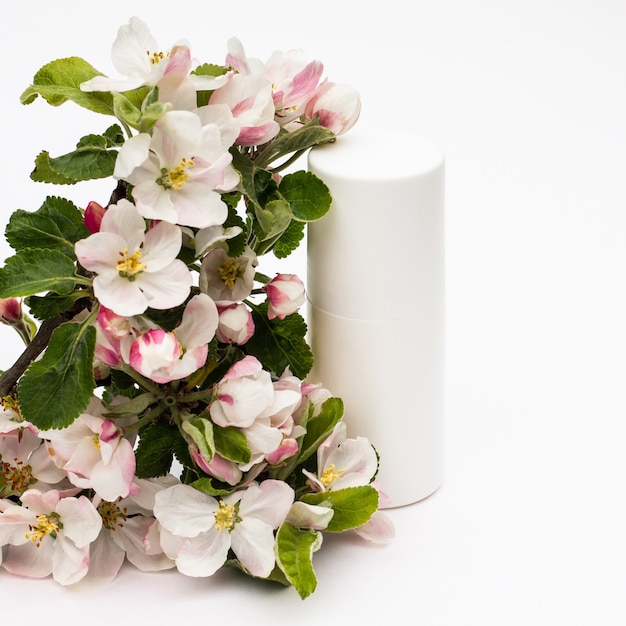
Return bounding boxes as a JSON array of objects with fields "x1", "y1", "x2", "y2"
[
  {"x1": 84, "y1": 201, "x2": 106, "y2": 233},
  {"x1": 217, "y1": 303, "x2": 255, "y2": 345},
  {"x1": 0, "y1": 298, "x2": 22, "y2": 325},
  {"x1": 265, "y1": 274, "x2": 306, "y2": 320},
  {"x1": 304, "y1": 80, "x2": 361, "y2": 136}
]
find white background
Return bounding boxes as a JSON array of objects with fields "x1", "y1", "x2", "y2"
[{"x1": 1, "y1": 1, "x2": 625, "y2": 623}]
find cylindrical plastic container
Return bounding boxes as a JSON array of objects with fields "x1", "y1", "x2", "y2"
[{"x1": 307, "y1": 131, "x2": 445, "y2": 508}]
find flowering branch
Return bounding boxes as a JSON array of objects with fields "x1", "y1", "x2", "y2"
[{"x1": 0, "y1": 17, "x2": 393, "y2": 598}]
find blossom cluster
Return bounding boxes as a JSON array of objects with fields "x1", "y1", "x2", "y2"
[{"x1": 0, "y1": 18, "x2": 392, "y2": 598}]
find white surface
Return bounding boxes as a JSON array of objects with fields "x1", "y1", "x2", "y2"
[
  {"x1": 2, "y1": 1, "x2": 625, "y2": 624},
  {"x1": 307, "y1": 134, "x2": 445, "y2": 506}
]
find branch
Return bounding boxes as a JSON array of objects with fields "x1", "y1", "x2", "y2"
[
  {"x1": 108, "y1": 180, "x2": 128, "y2": 207},
  {"x1": 0, "y1": 314, "x2": 67, "y2": 397}
]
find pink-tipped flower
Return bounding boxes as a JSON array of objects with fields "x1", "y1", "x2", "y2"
[
  {"x1": 128, "y1": 294, "x2": 218, "y2": 384},
  {"x1": 265, "y1": 273, "x2": 305, "y2": 320},
  {"x1": 304, "y1": 80, "x2": 361, "y2": 136},
  {"x1": 209, "y1": 73, "x2": 280, "y2": 146},
  {"x1": 226, "y1": 37, "x2": 324, "y2": 126},
  {"x1": 209, "y1": 355, "x2": 275, "y2": 429},
  {"x1": 44, "y1": 403, "x2": 137, "y2": 502}
]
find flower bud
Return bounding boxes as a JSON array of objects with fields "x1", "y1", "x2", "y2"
[
  {"x1": 0, "y1": 298, "x2": 22, "y2": 325},
  {"x1": 216, "y1": 303, "x2": 255, "y2": 345},
  {"x1": 265, "y1": 273, "x2": 305, "y2": 320},
  {"x1": 304, "y1": 80, "x2": 361, "y2": 136},
  {"x1": 84, "y1": 201, "x2": 106, "y2": 233}
]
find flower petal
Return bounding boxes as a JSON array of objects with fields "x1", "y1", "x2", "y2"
[
  {"x1": 174, "y1": 529, "x2": 230, "y2": 577},
  {"x1": 153, "y1": 484, "x2": 216, "y2": 537},
  {"x1": 230, "y1": 516, "x2": 276, "y2": 578}
]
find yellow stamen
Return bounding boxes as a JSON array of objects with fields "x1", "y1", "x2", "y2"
[
  {"x1": 1, "y1": 394, "x2": 22, "y2": 419},
  {"x1": 97, "y1": 500, "x2": 128, "y2": 531},
  {"x1": 218, "y1": 259, "x2": 241, "y2": 290},
  {"x1": 320, "y1": 463, "x2": 345, "y2": 489},
  {"x1": 146, "y1": 50, "x2": 168, "y2": 65},
  {"x1": 117, "y1": 248, "x2": 147, "y2": 279},
  {"x1": 214, "y1": 499, "x2": 239, "y2": 532},
  {"x1": 160, "y1": 158, "x2": 195, "y2": 190},
  {"x1": 25, "y1": 513, "x2": 62, "y2": 547},
  {"x1": 1, "y1": 458, "x2": 35, "y2": 497}
]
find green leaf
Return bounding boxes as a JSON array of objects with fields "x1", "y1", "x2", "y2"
[
  {"x1": 26, "y1": 291, "x2": 89, "y2": 320},
  {"x1": 298, "y1": 398, "x2": 344, "y2": 466},
  {"x1": 31, "y1": 129, "x2": 122, "y2": 184},
  {"x1": 213, "y1": 424, "x2": 251, "y2": 464},
  {"x1": 192, "y1": 64, "x2": 229, "y2": 107},
  {"x1": 181, "y1": 417, "x2": 215, "y2": 463},
  {"x1": 192, "y1": 63, "x2": 229, "y2": 77},
  {"x1": 245, "y1": 303, "x2": 313, "y2": 379},
  {"x1": 30, "y1": 152, "x2": 74, "y2": 184},
  {"x1": 254, "y1": 199, "x2": 292, "y2": 242},
  {"x1": 0, "y1": 249, "x2": 79, "y2": 299},
  {"x1": 103, "y1": 392, "x2": 157, "y2": 418},
  {"x1": 275, "y1": 522, "x2": 321, "y2": 599},
  {"x1": 280, "y1": 171, "x2": 332, "y2": 222},
  {"x1": 300, "y1": 486, "x2": 379, "y2": 532},
  {"x1": 41, "y1": 147, "x2": 117, "y2": 183},
  {"x1": 20, "y1": 57, "x2": 114, "y2": 115},
  {"x1": 6, "y1": 196, "x2": 89, "y2": 256},
  {"x1": 191, "y1": 477, "x2": 235, "y2": 498},
  {"x1": 273, "y1": 219, "x2": 305, "y2": 259},
  {"x1": 103, "y1": 124, "x2": 126, "y2": 146},
  {"x1": 255, "y1": 121, "x2": 336, "y2": 168},
  {"x1": 229, "y1": 148, "x2": 279, "y2": 212},
  {"x1": 223, "y1": 204, "x2": 247, "y2": 258},
  {"x1": 17, "y1": 322, "x2": 96, "y2": 430},
  {"x1": 135, "y1": 421, "x2": 179, "y2": 478}
]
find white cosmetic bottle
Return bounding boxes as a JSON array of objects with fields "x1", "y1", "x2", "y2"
[{"x1": 307, "y1": 131, "x2": 445, "y2": 508}]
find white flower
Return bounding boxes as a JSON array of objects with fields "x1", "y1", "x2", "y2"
[
  {"x1": 0, "y1": 489, "x2": 102, "y2": 585},
  {"x1": 199, "y1": 246, "x2": 258, "y2": 305},
  {"x1": 80, "y1": 16, "x2": 191, "y2": 93},
  {"x1": 0, "y1": 427, "x2": 66, "y2": 497},
  {"x1": 154, "y1": 480, "x2": 294, "y2": 578},
  {"x1": 114, "y1": 110, "x2": 239, "y2": 228},
  {"x1": 68, "y1": 477, "x2": 178, "y2": 590},
  {"x1": 43, "y1": 400, "x2": 136, "y2": 502},
  {"x1": 303, "y1": 422, "x2": 378, "y2": 492},
  {"x1": 75, "y1": 199, "x2": 192, "y2": 317},
  {"x1": 303, "y1": 422, "x2": 395, "y2": 543}
]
